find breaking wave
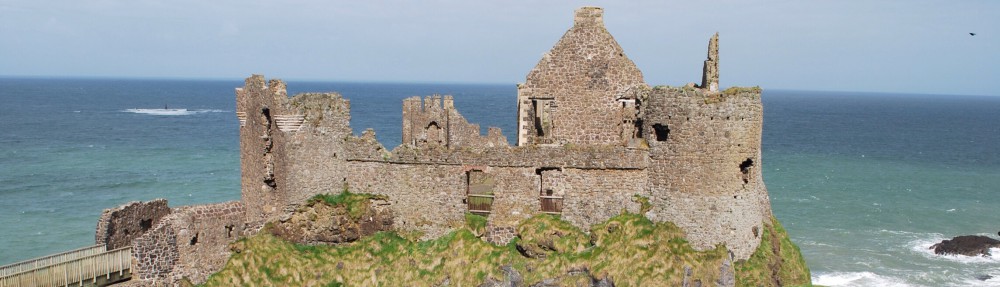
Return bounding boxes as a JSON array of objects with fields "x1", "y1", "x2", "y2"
[
  {"x1": 123, "y1": 109, "x2": 226, "y2": 116},
  {"x1": 813, "y1": 271, "x2": 911, "y2": 287}
]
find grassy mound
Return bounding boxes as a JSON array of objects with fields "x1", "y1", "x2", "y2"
[
  {"x1": 735, "y1": 216, "x2": 813, "y2": 287},
  {"x1": 203, "y1": 229, "x2": 518, "y2": 286},
  {"x1": 202, "y1": 211, "x2": 811, "y2": 286}
]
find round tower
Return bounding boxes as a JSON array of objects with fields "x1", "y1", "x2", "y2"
[{"x1": 641, "y1": 35, "x2": 771, "y2": 260}]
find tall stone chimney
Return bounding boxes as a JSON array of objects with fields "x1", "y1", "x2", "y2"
[
  {"x1": 701, "y1": 32, "x2": 720, "y2": 92},
  {"x1": 573, "y1": 6, "x2": 604, "y2": 27}
]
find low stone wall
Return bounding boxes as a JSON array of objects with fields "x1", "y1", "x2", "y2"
[
  {"x1": 95, "y1": 199, "x2": 171, "y2": 249},
  {"x1": 130, "y1": 201, "x2": 246, "y2": 285},
  {"x1": 131, "y1": 215, "x2": 179, "y2": 283},
  {"x1": 168, "y1": 201, "x2": 247, "y2": 284}
]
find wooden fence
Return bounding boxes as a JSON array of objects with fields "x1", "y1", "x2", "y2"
[
  {"x1": 0, "y1": 245, "x2": 106, "y2": 278},
  {"x1": 0, "y1": 247, "x2": 132, "y2": 287}
]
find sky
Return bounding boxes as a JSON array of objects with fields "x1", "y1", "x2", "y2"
[{"x1": 1, "y1": 0, "x2": 997, "y2": 96}]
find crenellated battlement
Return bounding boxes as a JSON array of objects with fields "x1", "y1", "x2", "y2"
[{"x1": 401, "y1": 95, "x2": 508, "y2": 150}]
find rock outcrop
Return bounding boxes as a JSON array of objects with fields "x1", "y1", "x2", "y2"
[
  {"x1": 269, "y1": 193, "x2": 393, "y2": 244},
  {"x1": 931, "y1": 235, "x2": 1000, "y2": 257}
]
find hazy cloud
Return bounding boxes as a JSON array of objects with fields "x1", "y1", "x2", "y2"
[{"x1": 0, "y1": 0, "x2": 996, "y2": 96}]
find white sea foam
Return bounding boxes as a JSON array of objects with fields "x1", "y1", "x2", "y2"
[
  {"x1": 124, "y1": 108, "x2": 226, "y2": 116},
  {"x1": 958, "y1": 275, "x2": 1000, "y2": 287},
  {"x1": 910, "y1": 234, "x2": 1000, "y2": 264},
  {"x1": 813, "y1": 271, "x2": 911, "y2": 287}
]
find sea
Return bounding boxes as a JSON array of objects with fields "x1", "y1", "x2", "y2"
[{"x1": 1, "y1": 77, "x2": 998, "y2": 286}]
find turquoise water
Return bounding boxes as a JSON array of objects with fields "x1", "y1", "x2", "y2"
[
  {"x1": 1, "y1": 78, "x2": 998, "y2": 286},
  {"x1": 762, "y1": 91, "x2": 1000, "y2": 286}
]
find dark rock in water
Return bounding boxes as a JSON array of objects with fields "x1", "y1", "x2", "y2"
[
  {"x1": 930, "y1": 235, "x2": 1000, "y2": 257},
  {"x1": 975, "y1": 274, "x2": 993, "y2": 281}
]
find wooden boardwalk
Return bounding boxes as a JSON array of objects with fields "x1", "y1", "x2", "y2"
[{"x1": 0, "y1": 246, "x2": 132, "y2": 287}]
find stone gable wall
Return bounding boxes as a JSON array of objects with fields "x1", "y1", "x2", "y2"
[{"x1": 517, "y1": 7, "x2": 646, "y2": 146}]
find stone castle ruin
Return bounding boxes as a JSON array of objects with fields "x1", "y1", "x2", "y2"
[{"x1": 94, "y1": 7, "x2": 770, "y2": 285}]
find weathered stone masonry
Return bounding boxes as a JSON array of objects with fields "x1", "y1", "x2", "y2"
[
  {"x1": 127, "y1": 201, "x2": 246, "y2": 284},
  {"x1": 235, "y1": 6, "x2": 770, "y2": 260},
  {"x1": 95, "y1": 199, "x2": 171, "y2": 250},
  {"x1": 95, "y1": 6, "x2": 772, "y2": 285}
]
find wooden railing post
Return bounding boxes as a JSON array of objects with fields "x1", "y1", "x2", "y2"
[{"x1": 0, "y1": 246, "x2": 132, "y2": 287}]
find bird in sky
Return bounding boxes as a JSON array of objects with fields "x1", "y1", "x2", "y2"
[{"x1": 970, "y1": 32, "x2": 976, "y2": 36}]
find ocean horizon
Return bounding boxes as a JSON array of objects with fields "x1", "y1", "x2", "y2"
[{"x1": 1, "y1": 77, "x2": 999, "y2": 286}]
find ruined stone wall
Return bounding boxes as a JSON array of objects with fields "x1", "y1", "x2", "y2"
[
  {"x1": 340, "y1": 161, "x2": 467, "y2": 239},
  {"x1": 700, "y1": 33, "x2": 720, "y2": 92},
  {"x1": 377, "y1": 145, "x2": 648, "y2": 169},
  {"x1": 557, "y1": 168, "x2": 645, "y2": 228},
  {"x1": 166, "y1": 201, "x2": 246, "y2": 284},
  {"x1": 402, "y1": 95, "x2": 508, "y2": 149},
  {"x1": 131, "y1": 214, "x2": 179, "y2": 283},
  {"x1": 338, "y1": 162, "x2": 644, "y2": 238},
  {"x1": 95, "y1": 199, "x2": 171, "y2": 249},
  {"x1": 517, "y1": 6, "x2": 646, "y2": 146},
  {"x1": 282, "y1": 92, "x2": 355, "y2": 206},
  {"x1": 235, "y1": 76, "x2": 654, "y2": 242},
  {"x1": 232, "y1": 16, "x2": 774, "y2": 261},
  {"x1": 130, "y1": 201, "x2": 246, "y2": 285},
  {"x1": 643, "y1": 86, "x2": 769, "y2": 260},
  {"x1": 237, "y1": 75, "x2": 294, "y2": 227},
  {"x1": 474, "y1": 167, "x2": 540, "y2": 229}
]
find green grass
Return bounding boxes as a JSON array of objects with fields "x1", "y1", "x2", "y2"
[
  {"x1": 306, "y1": 190, "x2": 386, "y2": 220},
  {"x1": 735, "y1": 216, "x2": 813, "y2": 287},
  {"x1": 632, "y1": 194, "x2": 652, "y2": 214},
  {"x1": 202, "y1": 213, "x2": 811, "y2": 286},
  {"x1": 465, "y1": 212, "x2": 488, "y2": 235},
  {"x1": 722, "y1": 86, "x2": 763, "y2": 96}
]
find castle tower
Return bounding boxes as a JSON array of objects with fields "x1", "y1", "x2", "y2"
[
  {"x1": 641, "y1": 34, "x2": 771, "y2": 260},
  {"x1": 236, "y1": 75, "x2": 356, "y2": 227},
  {"x1": 516, "y1": 6, "x2": 647, "y2": 146},
  {"x1": 235, "y1": 75, "x2": 293, "y2": 226}
]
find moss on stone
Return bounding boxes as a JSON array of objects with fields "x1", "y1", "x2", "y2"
[
  {"x1": 202, "y1": 213, "x2": 811, "y2": 286},
  {"x1": 306, "y1": 191, "x2": 386, "y2": 220},
  {"x1": 515, "y1": 214, "x2": 590, "y2": 259},
  {"x1": 632, "y1": 194, "x2": 652, "y2": 214},
  {"x1": 722, "y1": 86, "x2": 762, "y2": 96}
]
